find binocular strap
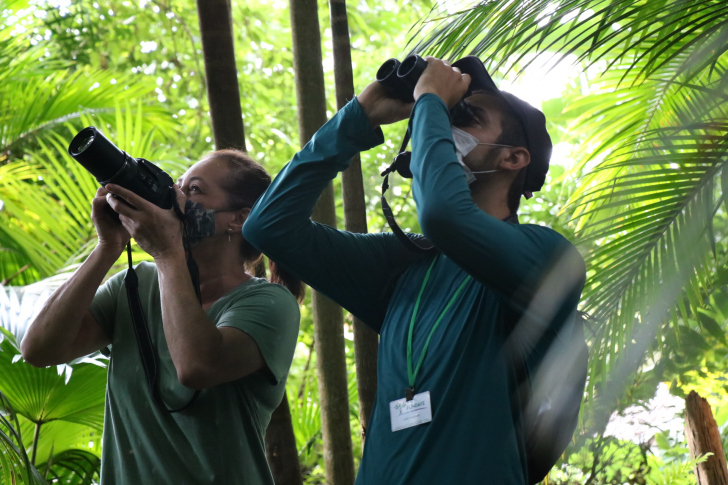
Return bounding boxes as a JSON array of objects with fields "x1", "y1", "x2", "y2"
[
  {"x1": 124, "y1": 242, "x2": 200, "y2": 413},
  {"x1": 381, "y1": 131, "x2": 435, "y2": 253},
  {"x1": 381, "y1": 131, "x2": 519, "y2": 253}
]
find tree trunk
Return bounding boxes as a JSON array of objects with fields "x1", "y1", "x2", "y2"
[
  {"x1": 195, "y1": 0, "x2": 246, "y2": 151},
  {"x1": 685, "y1": 390, "x2": 728, "y2": 485},
  {"x1": 327, "y1": 0, "x2": 378, "y2": 444},
  {"x1": 290, "y1": 0, "x2": 356, "y2": 483},
  {"x1": 196, "y1": 3, "x2": 301, "y2": 483},
  {"x1": 265, "y1": 392, "x2": 303, "y2": 485}
]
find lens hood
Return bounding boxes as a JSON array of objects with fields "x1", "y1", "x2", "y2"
[{"x1": 68, "y1": 127, "x2": 127, "y2": 182}]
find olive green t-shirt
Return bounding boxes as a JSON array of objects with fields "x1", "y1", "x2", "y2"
[{"x1": 89, "y1": 262, "x2": 300, "y2": 485}]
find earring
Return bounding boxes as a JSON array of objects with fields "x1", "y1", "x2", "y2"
[{"x1": 227, "y1": 228, "x2": 232, "y2": 242}]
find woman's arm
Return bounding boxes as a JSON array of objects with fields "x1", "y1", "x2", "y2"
[
  {"x1": 21, "y1": 187, "x2": 126, "y2": 366},
  {"x1": 155, "y1": 251, "x2": 267, "y2": 390},
  {"x1": 103, "y1": 183, "x2": 270, "y2": 390}
]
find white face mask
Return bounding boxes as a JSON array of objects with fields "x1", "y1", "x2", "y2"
[{"x1": 451, "y1": 126, "x2": 513, "y2": 184}]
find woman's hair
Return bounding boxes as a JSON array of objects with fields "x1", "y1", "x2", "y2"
[{"x1": 203, "y1": 149, "x2": 305, "y2": 302}]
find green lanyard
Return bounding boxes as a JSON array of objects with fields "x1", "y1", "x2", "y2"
[{"x1": 406, "y1": 254, "x2": 472, "y2": 400}]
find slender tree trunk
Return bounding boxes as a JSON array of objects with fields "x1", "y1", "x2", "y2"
[
  {"x1": 195, "y1": 3, "x2": 301, "y2": 482},
  {"x1": 290, "y1": 0, "x2": 356, "y2": 483},
  {"x1": 195, "y1": 0, "x2": 246, "y2": 150},
  {"x1": 685, "y1": 391, "x2": 728, "y2": 485},
  {"x1": 327, "y1": 0, "x2": 378, "y2": 444},
  {"x1": 265, "y1": 392, "x2": 303, "y2": 485}
]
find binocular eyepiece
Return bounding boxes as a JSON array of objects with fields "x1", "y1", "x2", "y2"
[{"x1": 376, "y1": 55, "x2": 429, "y2": 103}]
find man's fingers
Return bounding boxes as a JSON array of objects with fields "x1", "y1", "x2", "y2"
[
  {"x1": 399, "y1": 101, "x2": 415, "y2": 119},
  {"x1": 95, "y1": 186, "x2": 109, "y2": 197},
  {"x1": 461, "y1": 73, "x2": 472, "y2": 89}
]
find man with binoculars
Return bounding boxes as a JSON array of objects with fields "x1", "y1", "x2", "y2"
[{"x1": 245, "y1": 56, "x2": 586, "y2": 484}]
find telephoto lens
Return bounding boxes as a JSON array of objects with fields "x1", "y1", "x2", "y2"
[
  {"x1": 69, "y1": 127, "x2": 128, "y2": 182},
  {"x1": 68, "y1": 127, "x2": 175, "y2": 210}
]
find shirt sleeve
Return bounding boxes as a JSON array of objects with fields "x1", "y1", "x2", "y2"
[
  {"x1": 215, "y1": 284, "x2": 300, "y2": 385},
  {"x1": 243, "y1": 98, "x2": 418, "y2": 333},
  {"x1": 88, "y1": 268, "x2": 128, "y2": 340},
  {"x1": 408, "y1": 94, "x2": 585, "y2": 320}
]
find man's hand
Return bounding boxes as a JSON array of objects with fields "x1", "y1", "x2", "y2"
[
  {"x1": 105, "y1": 183, "x2": 186, "y2": 261},
  {"x1": 91, "y1": 186, "x2": 131, "y2": 255},
  {"x1": 414, "y1": 57, "x2": 471, "y2": 108},
  {"x1": 357, "y1": 81, "x2": 414, "y2": 128}
]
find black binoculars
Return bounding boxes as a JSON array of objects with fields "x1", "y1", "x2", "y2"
[{"x1": 376, "y1": 55, "x2": 429, "y2": 103}]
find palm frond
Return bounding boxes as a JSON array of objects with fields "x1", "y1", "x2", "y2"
[
  {"x1": 414, "y1": 1, "x2": 728, "y2": 415},
  {"x1": 0, "y1": 103, "x2": 187, "y2": 284},
  {"x1": 0, "y1": 390, "x2": 48, "y2": 485},
  {"x1": 37, "y1": 449, "x2": 100, "y2": 485},
  {"x1": 0, "y1": 68, "x2": 176, "y2": 154},
  {"x1": 411, "y1": 0, "x2": 728, "y2": 86}
]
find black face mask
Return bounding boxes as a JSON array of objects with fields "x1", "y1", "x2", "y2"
[{"x1": 182, "y1": 200, "x2": 238, "y2": 247}]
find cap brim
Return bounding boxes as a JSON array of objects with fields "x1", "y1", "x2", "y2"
[
  {"x1": 452, "y1": 56, "x2": 499, "y2": 97},
  {"x1": 452, "y1": 56, "x2": 552, "y2": 194}
]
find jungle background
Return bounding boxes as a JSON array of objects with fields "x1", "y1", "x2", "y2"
[{"x1": 1, "y1": 0, "x2": 728, "y2": 483}]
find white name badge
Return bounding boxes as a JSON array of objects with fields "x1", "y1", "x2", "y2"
[{"x1": 390, "y1": 391, "x2": 433, "y2": 432}]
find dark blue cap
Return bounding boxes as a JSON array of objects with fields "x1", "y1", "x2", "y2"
[{"x1": 452, "y1": 56, "x2": 552, "y2": 194}]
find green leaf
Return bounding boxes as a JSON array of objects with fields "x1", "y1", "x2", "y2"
[{"x1": 697, "y1": 310, "x2": 727, "y2": 345}]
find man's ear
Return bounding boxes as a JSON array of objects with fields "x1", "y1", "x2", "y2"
[
  {"x1": 498, "y1": 147, "x2": 530, "y2": 172},
  {"x1": 228, "y1": 208, "x2": 251, "y2": 232}
]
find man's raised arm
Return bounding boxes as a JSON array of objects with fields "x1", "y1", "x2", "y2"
[
  {"x1": 407, "y1": 59, "x2": 585, "y2": 310},
  {"x1": 244, "y1": 94, "x2": 415, "y2": 331}
]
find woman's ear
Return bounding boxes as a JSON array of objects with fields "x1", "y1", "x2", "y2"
[
  {"x1": 498, "y1": 147, "x2": 530, "y2": 172},
  {"x1": 229, "y1": 208, "x2": 251, "y2": 231}
]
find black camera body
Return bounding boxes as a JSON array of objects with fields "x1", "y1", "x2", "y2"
[
  {"x1": 68, "y1": 127, "x2": 175, "y2": 211},
  {"x1": 376, "y1": 55, "x2": 429, "y2": 103}
]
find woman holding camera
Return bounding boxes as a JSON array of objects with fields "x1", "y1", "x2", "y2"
[{"x1": 21, "y1": 150, "x2": 302, "y2": 485}]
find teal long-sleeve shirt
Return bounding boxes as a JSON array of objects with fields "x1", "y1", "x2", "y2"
[{"x1": 244, "y1": 94, "x2": 585, "y2": 484}]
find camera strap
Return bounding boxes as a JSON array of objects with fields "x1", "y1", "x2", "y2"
[
  {"x1": 381, "y1": 131, "x2": 519, "y2": 253},
  {"x1": 123, "y1": 200, "x2": 201, "y2": 414},
  {"x1": 381, "y1": 131, "x2": 435, "y2": 253}
]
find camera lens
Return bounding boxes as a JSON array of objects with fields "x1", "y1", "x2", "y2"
[
  {"x1": 70, "y1": 133, "x2": 95, "y2": 155},
  {"x1": 68, "y1": 127, "x2": 127, "y2": 182}
]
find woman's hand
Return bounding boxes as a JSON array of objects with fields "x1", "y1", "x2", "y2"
[
  {"x1": 91, "y1": 186, "x2": 131, "y2": 255},
  {"x1": 104, "y1": 183, "x2": 186, "y2": 261}
]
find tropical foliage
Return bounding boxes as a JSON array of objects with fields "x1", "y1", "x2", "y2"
[
  {"x1": 0, "y1": 0, "x2": 429, "y2": 482},
  {"x1": 3, "y1": 0, "x2": 728, "y2": 483},
  {"x1": 412, "y1": 0, "x2": 728, "y2": 438}
]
